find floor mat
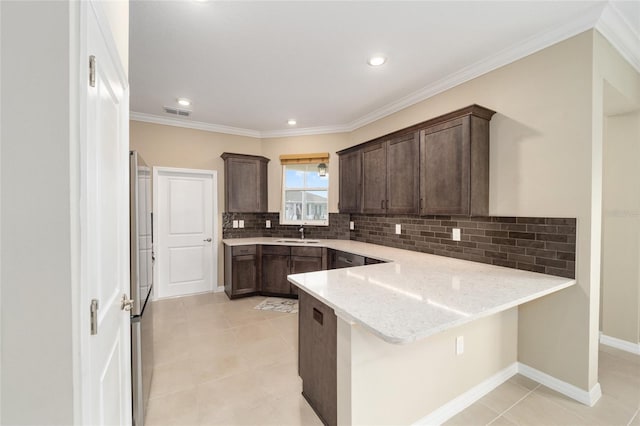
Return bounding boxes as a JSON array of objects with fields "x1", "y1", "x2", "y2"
[{"x1": 254, "y1": 297, "x2": 298, "y2": 314}]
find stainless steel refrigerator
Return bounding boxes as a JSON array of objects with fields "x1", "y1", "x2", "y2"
[{"x1": 130, "y1": 151, "x2": 154, "y2": 426}]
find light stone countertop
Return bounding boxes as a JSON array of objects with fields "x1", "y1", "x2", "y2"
[{"x1": 222, "y1": 237, "x2": 576, "y2": 344}]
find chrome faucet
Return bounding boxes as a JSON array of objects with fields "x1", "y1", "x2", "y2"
[{"x1": 299, "y1": 226, "x2": 305, "y2": 240}]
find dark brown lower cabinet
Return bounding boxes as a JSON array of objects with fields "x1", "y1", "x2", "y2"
[
  {"x1": 299, "y1": 290, "x2": 337, "y2": 426},
  {"x1": 289, "y1": 247, "x2": 327, "y2": 296},
  {"x1": 261, "y1": 245, "x2": 292, "y2": 296},
  {"x1": 224, "y1": 244, "x2": 259, "y2": 298}
]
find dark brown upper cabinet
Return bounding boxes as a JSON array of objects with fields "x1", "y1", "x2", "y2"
[
  {"x1": 337, "y1": 149, "x2": 361, "y2": 213},
  {"x1": 337, "y1": 105, "x2": 495, "y2": 217},
  {"x1": 221, "y1": 152, "x2": 269, "y2": 212},
  {"x1": 386, "y1": 132, "x2": 420, "y2": 214},
  {"x1": 419, "y1": 106, "x2": 495, "y2": 216},
  {"x1": 361, "y1": 133, "x2": 419, "y2": 214},
  {"x1": 361, "y1": 141, "x2": 387, "y2": 213}
]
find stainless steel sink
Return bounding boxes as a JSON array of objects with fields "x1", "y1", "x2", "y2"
[{"x1": 276, "y1": 239, "x2": 320, "y2": 244}]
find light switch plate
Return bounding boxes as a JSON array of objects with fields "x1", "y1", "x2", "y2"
[
  {"x1": 349, "y1": 221, "x2": 354, "y2": 230},
  {"x1": 239, "y1": 220, "x2": 245, "y2": 228},
  {"x1": 266, "y1": 220, "x2": 271, "y2": 228},
  {"x1": 452, "y1": 228, "x2": 461, "y2": 241},
  {"x1": 395, "y1": 224, "x2": 401, "y2": 234},
  {"x1": 232, "y1": 220, "x2": 239, "y2": 229}
]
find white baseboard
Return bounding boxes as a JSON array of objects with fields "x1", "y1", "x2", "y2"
[
  {"x1": 214, "y1": 285, "x2": 225, "y2": 293},
  {"x1": 600, "y1": 333, "x2": 640, "y2": 355},
  {"x1": 414, "y1": 363, "x2": 518, "y2": 425},
  {"x1": 415, "y1": 361, "x2": 604, "y2": 425},
  {"x1": 518, "y1": 362, "x2": 602, "y2": 407}
]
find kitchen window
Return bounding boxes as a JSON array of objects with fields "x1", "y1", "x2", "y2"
[{"x1": 280, "y1": 155, "x2": 329, "y2": 226}]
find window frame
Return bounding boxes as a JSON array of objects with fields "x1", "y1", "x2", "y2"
[{"x1": 280, "y1": 163, "x2": 329, "y2": 226}]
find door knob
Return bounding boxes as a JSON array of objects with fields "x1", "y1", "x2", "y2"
[
  {"x1": 203, "y1": 238, "x2": 212, "y2": 242},
  {"x1": 120, "y1": 294, "x2": 134, "y2": 311}
]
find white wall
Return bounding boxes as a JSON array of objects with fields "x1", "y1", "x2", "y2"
[
  {"x1": 601, "y1": 109, "x2": 640, "y2": 344},
  {"x1": 338, "y1": 309, "x2": 517, "y2": 424},
  {"x1": 1, "y1": 2, "x2": 75, "y2": 423}
]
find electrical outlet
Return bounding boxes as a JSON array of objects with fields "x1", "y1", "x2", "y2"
[
  {"x1": 452, "y1": 228, "x2": 461, "y2": 241},
  {"x1": 239, "y1": 220, "x2": 245, "y2": 228},
  {"x1": 266, "y1": 220, "x2": 271, "y2": 228},
  {"x1": 456, "y1": 336, "x2": 464, "y2": 355},
  {"x1": 349, "y1": 221, "x2": 355, "y2": 230},
  {"x1": 232, "y1": 220, "x2": 239, "y2": 228},
  {"x1": 395, "y1": 224, "x2": 401, "y2": 234}
]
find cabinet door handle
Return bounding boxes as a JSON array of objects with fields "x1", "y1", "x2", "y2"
[
  {"x1": 420, "y1": 198, "x2": 424, "y2": 209},
  {"x1": 313, "y1": 308, "x2": 324, "y2": 325},
  {"x1": 381, "y1": 200, "x2": 384, "y2": 209}
]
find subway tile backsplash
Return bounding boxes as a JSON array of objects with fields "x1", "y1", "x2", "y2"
[
  {"x1": 350, "y1": 214, "x2": 576, "y2": 278},
  {"x1": 222, "y1": 212, "x2": 576, "y2": 279}
]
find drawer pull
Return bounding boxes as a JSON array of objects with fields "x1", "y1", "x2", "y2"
[
  {"x1": 313, "y1": 308, "x2": 323, "y2": 325},
  {"x1": 337, "y1": 256, "x2": 352, "y2": 264}
]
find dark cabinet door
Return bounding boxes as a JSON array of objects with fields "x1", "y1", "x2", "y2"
[
  {"x1": 261, "y1": 254, "x2": 291, "y2": 295},
  {"x1": 338, "y1": 150, "x2": 361, "y2": 213},
  {"x1": 420, "y1": 118, "x2": 469, "y2": 215},
  {"x1": 386, "y1": 132, "x2": 419, "y2": 214},
  {"x1": 231, "y1": 255, "x2": 258, "y2": 295},
  {"x1": 299, "y1": 290, "x2": 337, "y2": 426},
  {"x1": 361, "y1": 141, "x2": 387, "y2": 213},
  {"x1": 224, "y1": 244, "x2": 259, "y2": 298},
  {"x1": 291, "y1": 256, "x2": 323, "y2": 274},
  {"x1": 221, "y1": 153, "x2": 269, "y2": 212},
  {"x1": 290, "y1": 255, "x2": 323, "y2": 295},
  {"x1": 419, "y1": 111, "x2": 491, "y2": 217}
]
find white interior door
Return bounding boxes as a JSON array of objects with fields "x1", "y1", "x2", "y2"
[
  {"x1": 81, "y1": 2, "x2": 132, "y2": 425},
  {"x1": 154, "y1": 168, "x2": 217, "y2": 299}
]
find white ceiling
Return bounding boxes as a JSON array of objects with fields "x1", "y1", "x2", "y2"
[{"x1": 129, "y1": 1, "x2": 639, "y2": 138}]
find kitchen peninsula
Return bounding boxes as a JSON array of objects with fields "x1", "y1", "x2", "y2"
[{"x1": 223, "y1": 238, "x2": 575, "y2": 425}]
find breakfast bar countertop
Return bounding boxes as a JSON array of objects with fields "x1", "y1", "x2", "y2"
[{"x1": 222, "y1": 237, "x2": 576, "y2": 344}]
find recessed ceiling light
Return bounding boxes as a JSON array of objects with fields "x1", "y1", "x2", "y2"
[
  {"x1": 288, "y1": 119, "x2": 297, "y2": 126},
  {"x1": 177, "y1": 98, "x2": 191, "y2": 107},
  {"x1": 367, "y1": 56, "x2": 387, "y2": 67}
]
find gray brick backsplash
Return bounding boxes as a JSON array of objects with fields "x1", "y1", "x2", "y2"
[
  {"x1": 222, "y1": 211, "x2": 576, "y2": 279},
  {"x1": 350, "y1": 214, "x2": 576, "y2": 278},
  {"x1": 222, "y1": 213, "x2": 350, "y2": 240}
]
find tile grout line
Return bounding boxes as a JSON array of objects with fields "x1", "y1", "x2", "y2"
[
  {"x1": 627, "y1": 408, "x2": 639, "y2": 426},
  {"x1": 485, "y1": 383, "x2": 541, "y2": 426}
]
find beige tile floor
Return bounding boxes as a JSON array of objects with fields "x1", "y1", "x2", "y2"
[{"x1": 147, "y1": 292, "x2": 640, "y2": 426}]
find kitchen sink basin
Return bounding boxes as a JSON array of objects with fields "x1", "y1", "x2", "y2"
[{"x1": 276, "y1": 239, "x2": 320, "y2": 244}]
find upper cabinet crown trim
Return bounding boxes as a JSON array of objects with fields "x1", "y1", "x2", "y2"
[
  {"x1": 221, "y1": 152, "x2": 270, "y2": 163},
  {"x1": 337, "y1": 104, "x2": 496, "y2": 155}
]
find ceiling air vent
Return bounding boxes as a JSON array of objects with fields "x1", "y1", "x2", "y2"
[{"x1": 163, "y1": 106, "x2": 191, "y2": 117}]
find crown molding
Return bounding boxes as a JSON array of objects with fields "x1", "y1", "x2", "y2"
[
  {"x1": 596, "y1": 1, "x2": 640, "y2": 73},
  {"x1": 260, "y1": 124, "x2": 351, "y2": 139},
  {"x1": 345, "y1": 3, "x2": 604, "y2": 132},
  {"x1": 129, "y1": 112, "x2": 262, "y2": 138},
  {"x1": 131, "y1": 2, "x2": 636, "y2": 139}
]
